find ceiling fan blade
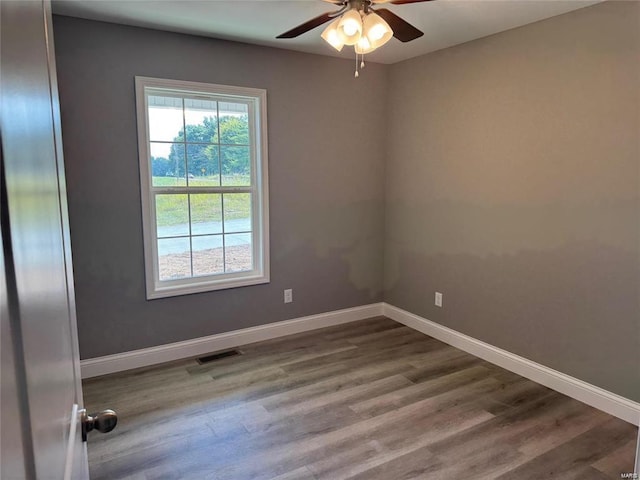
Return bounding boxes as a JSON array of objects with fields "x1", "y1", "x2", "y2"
[
  {"x1": 372, "y1": 0, "x2": 434, "y2": 3},
  {"x1": 374, "y1": 8, "x2": 424, "y2": 42},
  {"x1": 276, "y1": 12, "x2": 334, "y2": 39}
]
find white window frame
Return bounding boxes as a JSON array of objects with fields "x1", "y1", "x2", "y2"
[{"x1": 135, "y1": 76, "x2": 269, "y2": 299}]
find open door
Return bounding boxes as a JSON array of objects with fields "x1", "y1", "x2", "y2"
[{"x1": 1, "y1": 1, "x2": 114, "y2": 478}]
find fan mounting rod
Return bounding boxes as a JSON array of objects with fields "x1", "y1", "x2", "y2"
[{"x1": 331, "y1": 0, "x2": 374, "y2": 14}]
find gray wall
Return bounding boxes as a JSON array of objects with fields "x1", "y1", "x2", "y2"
[
  {"x1": 385, "y1": 1, "x2": 640, "y2": 402},
  {"x1": 53, "y1": 16, "x2": 387, "y2": 359}
]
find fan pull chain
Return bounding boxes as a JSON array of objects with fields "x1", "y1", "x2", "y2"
[{"x1": 354, "y1": 51, "x2": 366, "y2": 78}]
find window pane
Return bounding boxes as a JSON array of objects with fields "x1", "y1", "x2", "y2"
[
  {"x1": 186, "y1": 144, "x2": 220, "y2": 186},
  {"x1": 148, "y1": 95, "x2": 184, "y2": 142},
  {"x1": 185, "y1": 98, "x2": 218, "y2": 144},
  {"x1": 158, "y1": 237, "x2": 191, "y2": 280},
  {"x1": 223, "y1": 193, "x2": 251, "y2": 233},
  {"x1": 221, "y1": 146, "x2": 251, "y2": 186},
  {"x1": 190, "y1": 194, "x2": 222, "y2": 235},
  {"x1": 156, "y1": 194, "x2": 190, "y2": 237},
  {"x1": 151, "y1": 142, "x2": 186, "y2": 186},
  {"x1": 192, "y1": 235, "x2": 224, "y2": 276},
  {"x1": 218, "y1": 107, "x2": 249, "y2": 145},
  {"x1": 139, "y1": 80, "x2": 268, "y2": 298},
  {"x1": 224, "y1": 234, "x2": 252, "y2": 273}
]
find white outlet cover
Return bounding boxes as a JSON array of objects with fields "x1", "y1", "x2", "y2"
[
  {"x1": 435, "y1": 292, "x2": 443, "y2": 307},
  {"x1": 284, "y1": 289, "x2": 293, "y2": 303}
]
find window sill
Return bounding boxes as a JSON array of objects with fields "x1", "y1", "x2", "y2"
[{"x1": 147, "y1": 273, "x2": 270, "y2": 300}]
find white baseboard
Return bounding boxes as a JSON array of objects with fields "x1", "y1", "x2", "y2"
[
  {"x1": 81, "y1": 300, "x2": 640, "y2": 427},
  {"x1": 80, "y1": 303, "x2": 384, "y2": 379},
  {"x1": 383, "y1": 303, "x2": 640, "y2": 426}
]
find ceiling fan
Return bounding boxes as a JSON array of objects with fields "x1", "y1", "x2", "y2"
[
  {"x1": 277, "y1": 0, "x2": 432, "y2": 42},
  {"x1": 276, "y1": 0, "x2": 434, "y2": 76}
]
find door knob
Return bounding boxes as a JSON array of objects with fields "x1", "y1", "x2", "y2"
[{"x1": 81, "y1": 408, "x2": 117, "y2": 441}]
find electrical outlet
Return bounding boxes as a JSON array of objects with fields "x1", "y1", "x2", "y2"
[
  {"x1": 435, "y1": 292, "x2": 443, "y2": 307},
  {"x1": 284, "y1": 289, "x2": 293, "y2": 304}
]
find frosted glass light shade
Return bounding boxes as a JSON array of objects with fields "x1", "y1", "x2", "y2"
[
  {"x1": 321, "y1": 18, "x2": 345, "y2": 51},
  {"x1": 355, "y1": 36, "x2": 375, "y2": 54},
  {"x1": 337, "y1": 9, "x2": 363, "y2": 46},
  {"x1": 363, "y1": 12, "x2": 393, "y2": 49}
]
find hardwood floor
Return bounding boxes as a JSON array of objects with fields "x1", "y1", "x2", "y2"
[{"x1": 83, "y1": 317, "x2": 638, "y2": 480}]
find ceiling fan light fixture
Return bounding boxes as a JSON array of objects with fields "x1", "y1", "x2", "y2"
[
  {"x1": 363, "y1": 12, "x2": 393, "y2": 49},
  {"x1": 276, "y1": 0, "x2": 431, "y2": 78},
  {"x1": 337, "y1": 9, "x2": 362, "y2": 45},
  {"x1": 321, "y1": 18, "x2": 345, "y2": 51}
]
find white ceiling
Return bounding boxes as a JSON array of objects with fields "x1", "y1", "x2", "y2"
[{"x1": 52, "y1": 0, "x2": 601, "y2": 64}]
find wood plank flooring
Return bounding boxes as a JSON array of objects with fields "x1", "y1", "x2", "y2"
[{"x1": 83, "y1": 317, "x2": 638, "y2": 480}]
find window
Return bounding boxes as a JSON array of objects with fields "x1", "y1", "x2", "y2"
[{"x1": 135, "y1": 77, "x2": 269, "y2": 299}]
